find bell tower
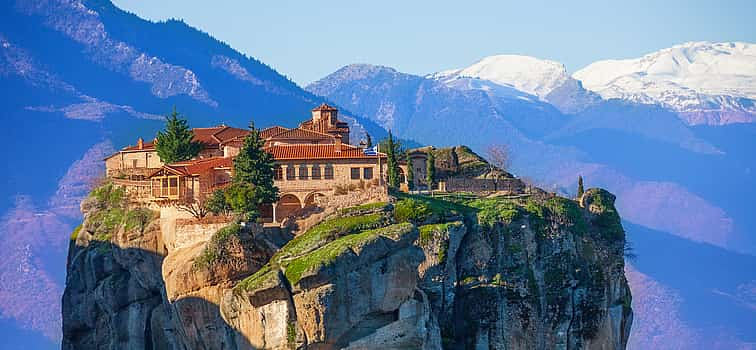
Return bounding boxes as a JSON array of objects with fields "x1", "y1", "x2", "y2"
[{"x1": 311, "y1": 103, "x2": 338, "y2": 127}]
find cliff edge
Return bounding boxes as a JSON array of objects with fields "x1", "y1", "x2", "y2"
[{"x1": 62, "y1": 183, "x2": 632, "y2": 349}]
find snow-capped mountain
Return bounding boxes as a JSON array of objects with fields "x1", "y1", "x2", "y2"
[
  {"x1": 429, "y1": 55, "x2": 600, "y2": 114},
  {"x1": 574, "y1": 42, "x2": 756, "y2": 125},
  {"x1": 431, "y1": 55, "x2": 569, "y2": 98}
]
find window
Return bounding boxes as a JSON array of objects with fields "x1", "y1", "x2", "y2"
[
  {"x1": 351, "y1": 167, "x2": 361, "y2": 180},
  {"x1": 324, "y1": 165, "x2": 334, "y2": 180},
  {"x1": 169, "y1": 177, "x2": 178, "y2": 196},
  {"x1": 311, "y1": 165, "x2": 321, "y2": 180},
  {"x1": 132, "y1": 159, "x2": 138, "y2": 168},
  {"x1": 299, "y1": 165, "x2": 309, "y2": 180},
  {"x1": 274, "y1": 165, "x2": 283, "y2": 180},
  {"x1": 363, "y1": 167, "x2": 373, "y2": 179},
  {"x1": 286, "y1": 166, "x2": 295, "y2": 180}
]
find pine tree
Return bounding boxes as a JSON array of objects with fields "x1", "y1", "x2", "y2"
[
  {"x1": 406, "y1": 153, "x2": 415, "y2": 191},
  {"x1": 155, "y1": 107, "x2": 201, "y2": 163},
  {"x1": 577, "y1": 175, "x2": 585, "y2": 198},
  {"x1": 386, "y1": 130, "x2": 400, "y2": 189},
  {"x1": 426, "y1": 150, "x2": 436, "y2": 190},
  {"x1": 230, "y1": 121, "x2": 279, "y2": 219}
]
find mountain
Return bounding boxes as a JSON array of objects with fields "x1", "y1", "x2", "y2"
[
  {"x1": 308, "y1": 49, "x2": 756, "y2": 349},
  {"x1": 574, "y1": 42, "x2": 756, "y2": 125},
  {"x1": 63, "y1": 182, "x2": 633, "y2": 349},
  {"x1": 429, "y1": 54, "x2": 601, "y2": 114},
  {"x1": 0, "y1": 0, "x2": 388, "y2": 347}
]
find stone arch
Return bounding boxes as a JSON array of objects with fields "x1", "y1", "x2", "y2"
[
  {"x1": 276, "y1": 194, "x2": 302, "y2": 222},
  {"x1": 304, "y1": 192, "x2": 326, "y2": 208},
  {"x1": 397, "y1": 167, "x2": 406, "y2": 183}
]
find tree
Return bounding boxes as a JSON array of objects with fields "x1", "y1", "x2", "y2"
[
  {"x1": 156, "y1": 107, "x2": 202, "y2": 163},
  {"x1": 485, "y1": 144, "x2": 510, "y2": 173},
  {"x1": 406, "y1": 153, "x2": 415, "y2": 191},
  {"x1": 365, "y1": 133, "x2": 373, "y2": 148},
  {"x1": 577, "y1": 176, "x2": 585, "y2": 198},
  {"x1": 177, "y1": 194, "x2": 211, "y2": 220},
  {"x1": 230, "y1": 121, "x2": 279, "y2": 220},
  {"x1": 485, "y1": 144, "x2": 511, "y2": 191},
  {"x1": 426, "y1": 150, "x2": 436, "y2": 190},
  {"x1": 385, "y1": 130, "x2": 400, "y2": 189},
  {"x1": 205, "y1": 189, "x2": 232, "y2": 216},
  {"x1": 224, "y1": 183, "x2": 260, "y2": 221}
]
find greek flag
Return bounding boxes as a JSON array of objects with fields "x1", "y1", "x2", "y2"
[{"x1": 363, "y1": 145, "x2": 378, "y2": 156}]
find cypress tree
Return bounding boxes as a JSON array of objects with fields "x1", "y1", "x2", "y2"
[
  {"x1": 406, "y1": 153, "x2": 415, "y2": 191},
  {"x1": 155, "y1": 107, "x2": 201, "y2": 163},
  {"x1": 577, "y1": 175, "x2": 585, "y2": 198},
  {"x1": 386, "y1": 130, "x2": 399, "y2": 188},
  {"x1": 426, "y1": 150, "x2": 436, "y2": 190},
  {"x1": 229, "y1": 121, "x2": 279, "y2": 220}
]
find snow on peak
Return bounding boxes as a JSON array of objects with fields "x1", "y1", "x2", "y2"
[
  {"x1": 573, "y1": 42, "x2": 756, "y2": 110},
  {"x1": 430, "y1": 55, "x2": 571, "y2": 99}
]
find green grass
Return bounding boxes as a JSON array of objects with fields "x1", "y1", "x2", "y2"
[
  {"x1": 467, "y1": 198, "x2": 521, "y2": 227},
  {"x1": 418, "y1": 222, "x2": 461, "y2": 264},
  {"x1": 337, "y1": 202, "x2": 389, "y2": 216},
  {"x1": 273, "y1": 212, "x2": 387, "y2": 261},
  {"x1": 394, "y1": 198, "x2": 431, "y2": 223},
  {"x1": 282, "y1": 223, "x2": 414, "y2": 285},
  {"x1": 235, "y1": 264, "x2": 278, "y2": 293},
  {"x1": 545, "y1": 197, "x2": 587, "y2": 234}
]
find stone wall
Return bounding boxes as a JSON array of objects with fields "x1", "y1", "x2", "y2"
[{"x1": 442, "y1": 177, "x2": 525, "y2": 194}]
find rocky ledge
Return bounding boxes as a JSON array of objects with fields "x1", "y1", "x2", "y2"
[{"x1": 62, "y1": 183, "x2": 632, "y2": 349}]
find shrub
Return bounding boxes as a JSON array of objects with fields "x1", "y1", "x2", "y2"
[
  {"x1": 205, "y1": 189, "x2": 231, "y2": 215},
  {"x1": 193, "y1": 223, "x2": 242, "y2": 269},
  {"x1": 124, "y1": 207, "x2": 155, "y2": 233},
  {"x1": 224, "y1": 183, "x2": 260, "y2": 221},
  {"x1": 393, "y1": 198, "x2": 431, "y2": 223}
]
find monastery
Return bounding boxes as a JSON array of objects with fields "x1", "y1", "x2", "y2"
[{"x1": 105, "y1": 104, "x2": 427, "y2": 224}]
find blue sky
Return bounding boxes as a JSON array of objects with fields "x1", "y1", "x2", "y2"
[{"x1": 112, "y1": 0, "x2": 755, "y2": 85}]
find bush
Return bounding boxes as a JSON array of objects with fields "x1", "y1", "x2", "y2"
[
  {"x1": 124, "y1": 207, "x2": 155, "y2": 233},
  {"x1": 393, "y1": 198, "x2": 431, "y2": 223},
  {"x1": 224, "y1": 183, "x2": 260, "y2": 221},
  {"x1": 193, "y1": 223, "x2": 242, "y2": 269},
  {"x1": 205, "y1": 189, "x2": 231, "y2": 215}
]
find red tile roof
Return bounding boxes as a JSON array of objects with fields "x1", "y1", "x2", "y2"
[
  {"x1": 265, "y1": 144, "x2": 385, "y2": 160},
  {"x1": 192, "y1": 125, "x2": 249, "y2": 145},
  {"x1": 260, "y1": 126, "x2": 289, "y2": 139},
  {"x1": 268, "y1": 128, "x2": 336, "y2": 141},
  {"x1": 120, "y1": 141, "x2": 156, "y2": 152},
  {"x1": 161, "y1": 157, "x2": 233, "y2": 176},
  {"x1": 312, "y1": 103, "x2": 338, "y2": 111}
]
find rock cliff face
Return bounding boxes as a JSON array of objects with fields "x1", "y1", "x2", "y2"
[{"x1": 62, "y1": 183, "x2": 632, "y2": 349}]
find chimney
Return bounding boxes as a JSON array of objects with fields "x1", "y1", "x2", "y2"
[
  {"x1": 334, "y1": 137, "x2": 342, "y2": 153},
  {"x1": 137, "y1": 137, "x2": 144, "y2": 150}
]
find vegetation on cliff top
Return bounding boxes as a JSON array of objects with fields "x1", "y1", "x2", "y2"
[
  {"x1": 193, "y1": 223, "x2": 243, "y2": 270},
  {"x1": 283, "y1": 223, "x2": 414, "y2": 284},
  {"x1": 81, "y1": 182, "x2": 157, "y2": 244}
]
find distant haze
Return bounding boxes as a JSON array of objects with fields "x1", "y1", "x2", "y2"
[{"x1": 112, "y1": 0, "x2": 756, "y2": 85}]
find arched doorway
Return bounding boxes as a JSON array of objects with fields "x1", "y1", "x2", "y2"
[
  {"x1": 276, "y1": 194, "x2": 302, "y2": 222},
  {"x1": 398, "y1": 167, "x2": 406, "y2": 183},
  {"x1": 304, "y1": 192, "x2": 325, "y2": 208}
]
